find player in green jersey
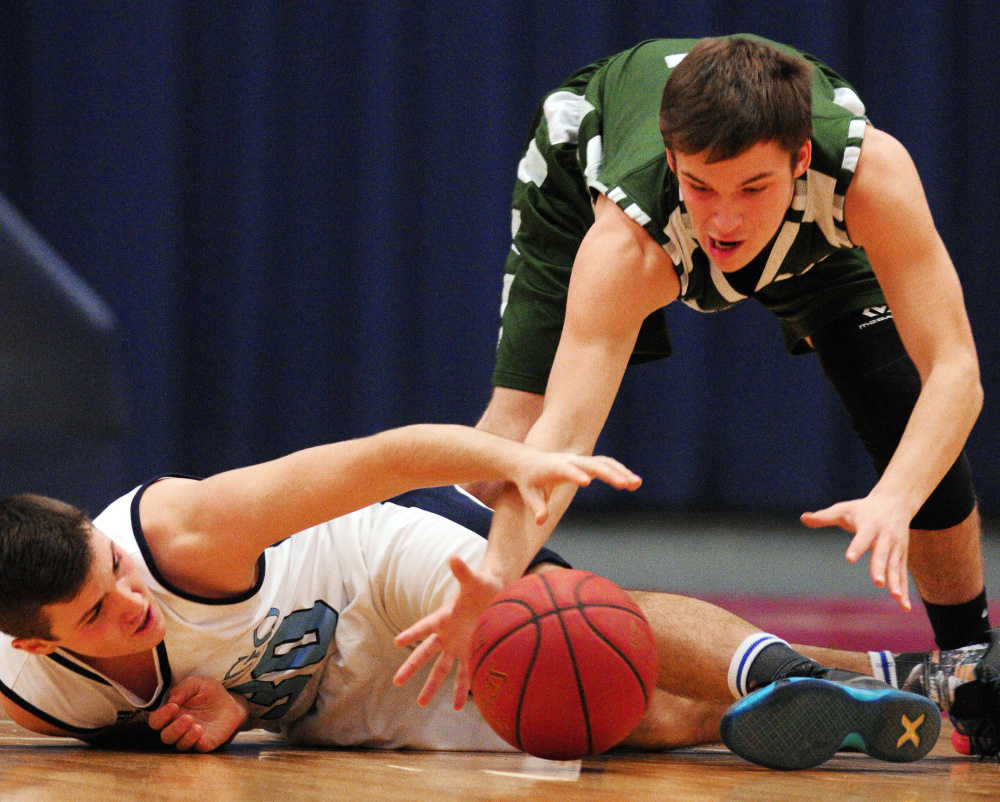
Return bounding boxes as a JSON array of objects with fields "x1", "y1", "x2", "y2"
[{"x1": 394, "y1": 35, "x2": 993, "y2": 755}]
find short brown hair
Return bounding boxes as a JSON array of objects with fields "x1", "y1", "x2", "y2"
[
  {"x1": 659, "y1": 36, "x2": 813, "y2": 163},
  {"x1": 0, "y1": 494, "x2": 94, "y2": 639}
]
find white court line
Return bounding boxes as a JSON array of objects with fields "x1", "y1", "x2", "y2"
[
  {"x1": 482, "y1": 770, "x2": 578, "y2": 782},
  {"x1": 483, "y1": 756, "x2": 582, "y2": 782},
  {"x1": 386, "y1": 764, "x2": 424, "y2": 772}
]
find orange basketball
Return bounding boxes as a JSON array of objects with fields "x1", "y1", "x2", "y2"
[{"x1": 470, "y1": 568, "x2": 658, "y2": 760}]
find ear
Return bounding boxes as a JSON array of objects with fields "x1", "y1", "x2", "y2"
[
  {"x1": 793, "y1": 140, "x2": 812, "y2": 178},
  {"x1": 11, "y1": 637, "x2": 58, "y2": 655},
  {"x1": 665, "y1": 148, "x2": 677, "y2": 174}
]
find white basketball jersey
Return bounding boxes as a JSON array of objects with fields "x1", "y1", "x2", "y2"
[{"x1": 0, "y1": 480, "x2": 511, "y2": 750}]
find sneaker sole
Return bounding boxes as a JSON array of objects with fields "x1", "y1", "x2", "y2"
[{"x1": 720, "y1": 677, "x2": 941, "y2": 770}]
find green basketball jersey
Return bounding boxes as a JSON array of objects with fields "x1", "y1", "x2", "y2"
[{"x1": 495, "y1": 36, "x2": 887, "y2": 393}]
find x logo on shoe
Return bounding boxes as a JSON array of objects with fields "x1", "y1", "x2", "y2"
[{"x1": 897, "y1": 713, "x2": 925, "y2": 748}]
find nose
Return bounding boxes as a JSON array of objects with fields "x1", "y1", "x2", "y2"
[
  {"x1": 114, "y1": 579, "x2": 147, "y2": 627},
  {"x1": 711, "y1": 201, "x2": 743, "y2": 236}
]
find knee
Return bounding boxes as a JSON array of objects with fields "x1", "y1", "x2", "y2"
[{"x1": 475, "y1": 387, "x2": 544, "y2": 441}]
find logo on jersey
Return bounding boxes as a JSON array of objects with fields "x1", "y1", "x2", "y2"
[{"x1": 859, "y1": 305, "x2": 893, "y2": 329}]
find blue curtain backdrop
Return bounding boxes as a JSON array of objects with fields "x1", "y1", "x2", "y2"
[{"x1": 0, "y1": 2, "x2": 997, "y2": 518}]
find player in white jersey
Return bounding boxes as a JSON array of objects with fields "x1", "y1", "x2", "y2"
[
  {"x1": 0, "y1": 422, "x2": 994, "y2": 769},
  {"x1": 0, "y1": 424, "x2": 640, "y2": 750}
]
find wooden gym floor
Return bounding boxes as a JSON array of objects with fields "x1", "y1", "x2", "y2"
[{"x1": 1, "y1": 716, "x2": 996, "y2": 801}]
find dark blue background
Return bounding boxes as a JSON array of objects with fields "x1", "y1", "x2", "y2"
[{"x1": 1, "y1": 2, "x2": 996, "y2": 520}]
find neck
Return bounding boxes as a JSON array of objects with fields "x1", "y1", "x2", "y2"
[{"x1": 74, "y1": 648, "x2": 160, "y2": 702}]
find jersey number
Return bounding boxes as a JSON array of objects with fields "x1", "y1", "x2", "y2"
[{"x1": 230, "y1": 601, "x2": 339, "y2": 720}]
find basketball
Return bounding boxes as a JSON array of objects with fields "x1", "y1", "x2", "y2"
[{"x1": 470, "y1": 568, "x2": 658, "y2": 760}]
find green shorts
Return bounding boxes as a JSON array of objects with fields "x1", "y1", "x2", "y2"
[{"x1": 492, "y1": 71, "x2": 672, "y2": 395}]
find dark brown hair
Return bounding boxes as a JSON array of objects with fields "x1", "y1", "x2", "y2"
[
  {"x1": 0, "y1": 494, "x2": 94, "y2": 639},
  {"x1": 659, "y1": 36, "x2": 813, "y2": 163}
]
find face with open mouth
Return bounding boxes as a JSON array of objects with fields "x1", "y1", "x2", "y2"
[
  {"x1": 668, "y1": 139, "x2": 811, "y2": 273},
  {"x1": 22, "y1": 527, "x2": 167, "y2": 659}
]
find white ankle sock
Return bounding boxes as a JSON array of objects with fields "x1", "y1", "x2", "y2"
[
  {"x1": 727, "y1": 632, "x2": 788, "y2": 699},
  {"x1": 868, "y1": 650, "x2": 897, "y2": 686}
]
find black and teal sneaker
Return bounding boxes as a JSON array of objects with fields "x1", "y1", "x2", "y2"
[{"x1": 720, "y1": 676, "x2": 941, "y2": 770}]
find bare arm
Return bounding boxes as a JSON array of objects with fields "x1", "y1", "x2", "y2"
[
  {"x1": 142, "y1": 422, "x2": 639, "y2": 597},
  {"x1": 394, "y1": 195, "x2": 678, "y2": 706},
  {"x1": 801, "y1": 126, "x2": 983, "y2": 605},
  {"x1": 478, "y1": 195, "x2": 680, "y2": 586}
]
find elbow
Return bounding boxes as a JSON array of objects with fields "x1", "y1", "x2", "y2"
[
  {"x1": 970, "y1": 370, "x2": 985, "y2": 419},
  {"x1": 958, "y1": 352, "x2": 984, "y2": 420}
]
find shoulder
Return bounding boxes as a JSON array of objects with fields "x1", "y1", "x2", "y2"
[
  {"x1": 844, "y1": 126, "x2": 921, "y2": 243},
  {"x1": 136, "y1": 477, "x2": 261, "y2": 597},
  {"x1": 852, "y1": 127, "x2": 914, "y2": 190}
]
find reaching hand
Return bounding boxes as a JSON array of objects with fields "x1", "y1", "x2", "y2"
[
  {"x1": 148, "y1": 675, "x2": 250, "y2": 752},
  {"x1": 801, "y1": 495, "x2": 913, "y2": 610},
  {"x1": 512, "y1": 451, "x2": 641, "y2": 525},
  {"x1": 393, "y1": 555, "x2": 504, "y2": 709}
]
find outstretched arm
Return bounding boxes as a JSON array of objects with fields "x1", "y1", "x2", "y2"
[
  {"x1": 802, "y1": 125, "x2": 983, "y2": 608},
  {"x1": 142, "y1": 420, "x2": 640, "y2": 598},
  {"x1": 395, "y1": 196, "x2": 680, "y2": 705}
]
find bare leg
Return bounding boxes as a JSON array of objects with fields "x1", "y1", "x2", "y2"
[
  {"x1": 629, "y1": 591, "x2": 878, "y2": 700},
  {"x1": 462, "y1": 387, "x2": 544, "y2": 506},
  {"x1": 622, "y1": 591, "x2": 878, "y2": 750},
  {"x1": 908, "y1": 507, "x2": 984, "y2": 604},
  {"x1": 793, "y1": 645, "x2": 871, "y2": 674},
  {"x1": 629, "y1": 590, "x2": 763, "y2": 700},
  {"x1": 620, "y1": 690, "x2": 729, "y2": 750}
]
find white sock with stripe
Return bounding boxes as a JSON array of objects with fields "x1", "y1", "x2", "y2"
[
  {"x1": 868, "y1": 650, "x2": 897, "y2": 686},
  {"x1": 727, "y1": 633, "x2": 789, "y2": 699}
]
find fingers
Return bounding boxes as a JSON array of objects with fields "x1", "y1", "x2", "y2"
[
  {"x1": 887, "y1": 556, "x2": 912, "y2": 611},
  {"x1": 147, "y1": 701, "x2": 178, "y2": 731},
  {"x1": 395, "y1": 610, "x2": 445, "y2": 649},
  {"x1": 876, "y1": 535, "x2": 912, "y2": 611},
  {"x1": 845, "y1": 527, "x2": 875, "y2": 565},
  {"x1": 593, "y1": 458, "x2": 642, "y2": 490},
  {"x1": 417, "y1": 652, "x2": 455, "y2": 707},
  {"x1": 157, "y1": 713, "x2": 203, "y2": 751},
  {"x1": 448, "y1": 554, "x2": 474, "y2": 585},
  {"x1": 393, "y1": 634, "x2": 441, "y2": 686},
  {"x1": 452, "y1": 663, "x2": 472, "y2": 711},
  {"x1": 569, "y1": 456, "x2": 641, "y2": 490},
  {"x1": 848, "y1": 523, "x2": 912, "y2": 610},
  {"x1": 522, "y1": 488, "x2": 549, "y2": 526},
  {"x1": 800, "y1": 504, "x2": 853, "y2": 532}
]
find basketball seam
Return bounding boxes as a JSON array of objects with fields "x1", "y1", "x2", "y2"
[
  {"x1": 472, "y1": 600, "x2": 647, "y2": 673},
  {"x1": 471, "y1": 599, "x2": 539, "y2": 676},
  {"x1": 577, "y1": 575, "x2": 653, "y2": 706},
  {"x1": 514, "y1": 618, "x2": 541, "y2": 752},
  {"x1": 577, "y1": 604, "x2": 653, "y2": 707},
  {"x1": 541, "y1": 572, "x2": 593, "y2": 756}
]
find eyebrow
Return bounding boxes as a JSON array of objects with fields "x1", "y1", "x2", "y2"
[
  {"x1": 75, "y1": 542, "x2": 115, "y2": 628},
  {"x1": 681, "y1": 169, "x2": 775, "y2": 187}
]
